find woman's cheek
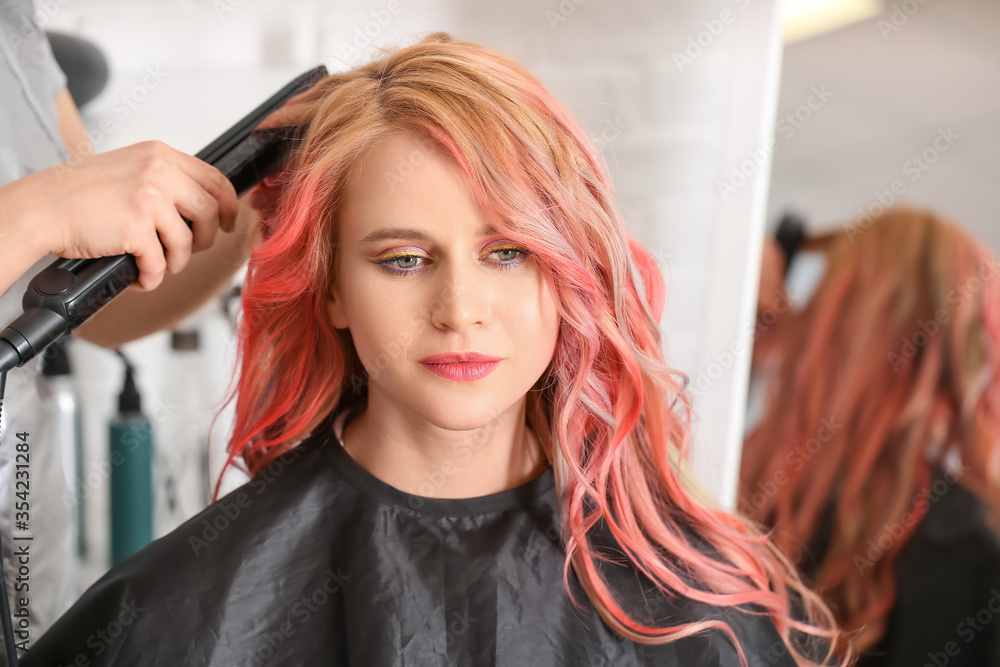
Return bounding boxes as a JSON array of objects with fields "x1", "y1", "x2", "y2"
[{"x1": 510, "y1": 273, "x2": 558, "y2": 330}]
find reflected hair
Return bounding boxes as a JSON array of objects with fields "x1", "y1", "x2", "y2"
[
  {"x1": 741, "y1": 206, "x2": 1000, "y2": 654},
  {"x1": 221, "y1": 33, "x2": 844, "y2": 665}
]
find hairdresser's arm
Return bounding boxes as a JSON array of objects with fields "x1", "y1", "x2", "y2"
[
  {"x1": 42, "y1": 88, "x2": 260, "y2": 347},
  {"x1": 75, "y1": 199, "x2": 256, "y2": 347},
  {"x1": 0, "y1": 89, "x2": 242, "y2": 310}
]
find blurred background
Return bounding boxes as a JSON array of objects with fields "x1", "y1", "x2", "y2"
[
  {"x1": 770, "y1": 0, "x2": 1000, "y2": 251},
  {"x1": 22, "y1": 0, "x2": 995, "y2": 601}
]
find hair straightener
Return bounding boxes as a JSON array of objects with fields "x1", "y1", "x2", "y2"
[
  {"x1": 0, "y1": 64, "x2": 328, "y2": 665},
  {"x1": 0, "y1": 65, "x2": 326, "y2": 375}
]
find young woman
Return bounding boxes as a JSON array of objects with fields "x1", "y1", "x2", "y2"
[
  {"x1": 741, "y1": 207, "x2": 1000, "y2": 665},
  {"x1": 25, "y1": 34, "x2": 843, "y2": 666}
]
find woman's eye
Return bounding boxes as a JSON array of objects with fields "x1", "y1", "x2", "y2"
[
  {"x1": 493, "y1": 248, "x2": 520, "y2": 261},
  {"x1": 392, "y1": 255, "x2": 421, "y2": 269},
  {"x1": 375, "y1": 247, "x2": 527, "y2": 275},
  {"x1": 487, "y1": 246, "x2": 528, "y2": 267},
  {"x1": 375, "y1": 254, "x2": 427, "y2": 274}
]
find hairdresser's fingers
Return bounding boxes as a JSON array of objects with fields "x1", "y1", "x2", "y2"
[
  {"x1": 153, "y1": 205, "x2": 195, "y2": 275},
  {"x1": 171, "y1": 150, "x2": 239, "y2": 234},
  {"x1": 130, "y1": 146, "x2": 222, "y2": 253},
  {"x1": 127, "y1": 228, "x2": 168, "y2": 292},
  {"x1": 172, "y1": 180, "x2": 221, "y2": 253},
  {"x1": 123, "y1": 161, "x2": 195, "y2": 275}
]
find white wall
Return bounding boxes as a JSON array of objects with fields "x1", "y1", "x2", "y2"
[
  {"x1": 39, "y1": 0, "x2": 781, "y2": 585},
  {"x1": 766, "y1": 0, "x2": 1000, "y2": 252}
]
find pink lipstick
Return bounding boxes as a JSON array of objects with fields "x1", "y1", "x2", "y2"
[{"x1": 418, "y1": 352, "x2": 501, "y2": 382}]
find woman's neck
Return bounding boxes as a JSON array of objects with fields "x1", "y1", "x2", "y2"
[{"x1": 339, "y1": 395, "x2": 548, "y2": 498}]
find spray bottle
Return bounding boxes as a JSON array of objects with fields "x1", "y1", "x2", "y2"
[
  {"x1": 40, "y1": 341, "x2": 85, "y2": 557},
  {"x1": 109, "y1": 350, "x2": 153, "y2": 564}
]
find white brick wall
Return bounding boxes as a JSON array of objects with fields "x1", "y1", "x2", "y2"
[{"x1": 38, "y1": 0, "x2": 781, "y2": 582}]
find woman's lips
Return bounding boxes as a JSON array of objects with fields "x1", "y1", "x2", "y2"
[
  {"x1": 418, "y1": 352, "x2": 502, "y2": 382},
  {"x1": 420, "y1": 361, "x2": 500, "y2": 381}
]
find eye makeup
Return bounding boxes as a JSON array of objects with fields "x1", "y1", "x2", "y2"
[
  {"x1": 369, "y1": 242, "x2": 530, "y2": 276},
  {"x1": 373, "y1": 251, "x2": 431, "y2": 275},
  {"x1": 483, "y1": 244, "x2": 528, "y2": 271}
]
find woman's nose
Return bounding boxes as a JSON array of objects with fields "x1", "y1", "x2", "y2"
[{"x1": 428, "y1": 259, "x2": 492, "y2": 332}]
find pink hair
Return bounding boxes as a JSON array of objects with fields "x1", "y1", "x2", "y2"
[
  {"x1": 222, "y1": 33, "x2": 844, "y2": 665},
  {"x1": 741, "y1": 206, "x2": 1000, "y2": 654}
]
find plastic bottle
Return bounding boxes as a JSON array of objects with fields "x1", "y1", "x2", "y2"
[
  {"x1": 109, "y1": 351, "x2": 153, "y2": 565},
  {"x1": 41, "y1": 342, "x2": 85, "y2": 557}
]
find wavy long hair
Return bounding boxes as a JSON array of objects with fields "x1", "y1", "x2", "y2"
[
  {"x1": 222, "y1": 33, "x2": 843, "y2": 665},
  {"x1": 740, "y1": 207, "x2": 1000, "y2": 653}
]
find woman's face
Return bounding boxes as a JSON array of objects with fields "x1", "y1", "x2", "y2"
[{"x1": 327, "y1": 131, "x2": 561, "y2": 431}]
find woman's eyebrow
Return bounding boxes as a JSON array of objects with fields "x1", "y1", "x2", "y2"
[{"x1": 358, "y1": 224, "x2": 498, "y2": 244}]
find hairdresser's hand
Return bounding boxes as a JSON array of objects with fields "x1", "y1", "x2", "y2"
[{"x1": 0, "y1": 140, "x2": 238, "y2": 293}]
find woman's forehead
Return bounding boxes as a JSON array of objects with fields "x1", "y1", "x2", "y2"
[{"x1": 339, "y1": 132, "x2": 492, "y2": 242}]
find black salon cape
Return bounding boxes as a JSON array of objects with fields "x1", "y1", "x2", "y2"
[
  {"x1": 856, "y1": 480, "x2": 1000, "y2": 667},
  {"x1": 23, "y1": 419, "x2": 798, "y2": 667}
]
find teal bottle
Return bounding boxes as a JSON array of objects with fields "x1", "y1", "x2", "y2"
[{"x1": 109, "y1": 353, "x2": 153, "y2": 564}]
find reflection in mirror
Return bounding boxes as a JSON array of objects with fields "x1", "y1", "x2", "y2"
[
  {"x1": 742, "y1": 1, "x2": 1000, "y2": 663},
  {"x1": 744, "y1": 208, "x2": 1000, "y2": 663}
]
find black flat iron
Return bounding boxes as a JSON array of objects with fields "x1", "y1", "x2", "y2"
[{"x1": 0, "y1": 65, "x2": 327, "y2": 374}]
